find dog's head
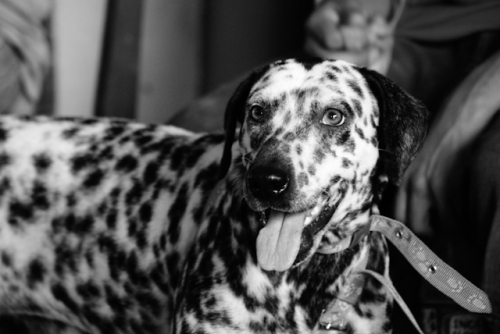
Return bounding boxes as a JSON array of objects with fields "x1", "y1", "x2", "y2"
[{"x1": 220, "y1": 58, "x2": 428, "y2": 271}]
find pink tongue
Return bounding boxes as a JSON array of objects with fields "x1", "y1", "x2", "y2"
[{"x1": 256, "y1": 210, "x2": 306, "y2": 271}]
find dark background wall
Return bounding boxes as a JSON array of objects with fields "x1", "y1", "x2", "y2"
[{"x1": 202, "y1": 0, "x2": 312, "y2": 92}]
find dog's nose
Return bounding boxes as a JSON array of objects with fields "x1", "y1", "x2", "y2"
[{"x1": 248, "y1": 166, "x2": 289, "y2": 199}]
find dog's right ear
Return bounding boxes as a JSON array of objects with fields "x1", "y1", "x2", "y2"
[{"x1": 218, "y1": 65, "x2": 270, "y2": 179}]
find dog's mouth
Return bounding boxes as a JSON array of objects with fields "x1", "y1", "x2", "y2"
[{"x1": 256, "y1": 197, "x2": 336, "y2": 272}]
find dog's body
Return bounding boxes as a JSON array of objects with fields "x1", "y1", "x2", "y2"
[{"x1": 0, "y1": 59, "x2": 427, "y2": 333}]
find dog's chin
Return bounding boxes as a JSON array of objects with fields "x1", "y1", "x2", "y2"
[{"x1": 252, "y1": 196, "x2": 337, "y2": 272}]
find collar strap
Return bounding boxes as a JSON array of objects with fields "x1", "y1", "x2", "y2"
[
  {"x1": 349, "y1": 219, "x2": 372, "y2": 248},
  {"x1": 370, "y1": 215, "x2": 491, "y2": 313},
  {"x1": 316, "y1": 215, "x2": 491, "y2": 333}
]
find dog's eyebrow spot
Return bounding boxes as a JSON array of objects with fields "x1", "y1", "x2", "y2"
[
  {"x1": 324, "y1": 72, "x2": 338, "y2": 82},
  {"x1": 348, "y1": 80, "x2": 364, "y2": 98},
  {"x1": 339, "y1": 101, "x2": 355, "y2": 118}
]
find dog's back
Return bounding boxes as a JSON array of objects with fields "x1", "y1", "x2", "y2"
[{"x1": 0, "y1": 116, "x2": 224, "y2": 334}]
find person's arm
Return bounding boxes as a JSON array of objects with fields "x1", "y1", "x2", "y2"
[
  {"x1": 395, "y1": 50, "x2": 500, "y2": 235},
  {"x1": 0, "y1": 0, "x2": 53, "y2": 114}
]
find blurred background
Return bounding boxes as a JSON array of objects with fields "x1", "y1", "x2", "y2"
[
  {"x1": 52, "y1": 0, "x2": 311, "y2": 123},
  {"x1": 4, "y1": 0, "x2": 500, "y2": 332}
]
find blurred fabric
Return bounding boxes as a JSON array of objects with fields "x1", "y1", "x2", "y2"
[{"x1": 0, "y1": 0, "x2": 52, "y2": 115}]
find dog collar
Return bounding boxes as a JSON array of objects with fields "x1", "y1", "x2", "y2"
[
  {"x1": 316, "y1": 218, "x2": 372, "y2": 255},
  {"x1": 316, "y1": 215, "x2": 492, "y2": 334}
]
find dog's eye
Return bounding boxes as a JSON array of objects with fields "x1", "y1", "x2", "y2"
[
  {"x1": 321, "y1": 109, "x2": 345, "y2": 126},
  {"x1": 250, "y1": 104, "x2": 265, "y2": 122}
]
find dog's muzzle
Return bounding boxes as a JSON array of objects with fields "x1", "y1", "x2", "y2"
[{"x1": 247, "y1": 165, "x2": 338, "y2": 272}]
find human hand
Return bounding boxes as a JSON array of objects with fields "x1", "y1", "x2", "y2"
[{"x1": 304, "y1": 0, "x2": 393, "y2": 74}]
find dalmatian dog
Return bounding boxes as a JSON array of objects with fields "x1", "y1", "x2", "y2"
[{"x1": 0, "y1": 58, "x2": 427, "y2": 334}]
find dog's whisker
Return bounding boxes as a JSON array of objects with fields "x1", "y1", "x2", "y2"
[{"x1": 378, "y1": 148, "x2": 394, "y2": 154}]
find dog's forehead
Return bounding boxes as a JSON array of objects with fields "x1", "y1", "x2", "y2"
[{"x1": 249, "y1": 59, "x2": 369, "y2": 103}]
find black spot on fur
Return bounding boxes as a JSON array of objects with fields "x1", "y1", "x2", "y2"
[
  {"x1": 0, "y1": 178, "x2": 10, "y2": 200},
  {"x1": 62, "y1": 127, "x2": 79, "y2": 138},
  {"x1": 170, "y1": 145, "x2": 189, "y2": 171},
  {"x1": 136, "y1": 229, "x2": 148, "y2": 250},
  {"x1": 135, "y1": 291, "x2": 162, "y2": 317},
  {"x1": 32, "y1": 182, "x2": 49, "y2": 210},
  {"x1": 325, "y1": 71, "x2": 338, "y2": 81},
  {"x1": 9, "y1": 200, "x2": 33, "y2": 224},
  {"x1": 313, "y1": 148, "x2": 325, "y2": 164},
  {"x1": 106, "y1": 209, "x2": 118, "y2": 229},
  {"x1": 134, "y1": 135, "x2": 154, "y2": 147},
  {"x1": 54, "y1": 242, "x2": 78, "y2": 274},
  {"x1": 283, "y1": 132, "x2": 295, "y2": 141},
  {"x1": 298, "y1": 172, "x2": 309, "y2": 187},
  {"x1": 116, "y1": 155, "x2": 138, "y2": 172},
  {"x1": 33, "y1": 153, "x2": 52, "y2": 172},
  {"x1": 126, "y1": 253, "x2": 150, "y2": 289},
  {"x1": 168, "y1": 183, "x2": 189, "y2": 244},
  {"x1": 128, "y1": 217, "x2": 138, "y2": 237},
  {"x1": 150, "y1": 263, "x2": 169, "y2": 294},
  {"x1": 81, "y1": 305, "x2": 116, "y2": 334},
  {"x1": 27, "y1": 259, "x2": 46, "y2": 287},
  {"x1": 342, "y1": 158, "x2": 353, "y2": 168},
  {"x1": 104, "y1": 125, "x2": 126, "y2": 140},
  {"x1": 71, "y1": 154, "x2": 98, "y2": 173},
  {"x1": 0, "y1": 153, "x2": 10, "y2": 170},
  {"x1": 74, "y1": 215, "x2": 94, "y2": 235},
  {"x1": 166, "y1": 251, "x2": 180, "y2": 289},
  {"x1": 143, "y1": 162, "x2": 160, "y2": 185},
  {"x1": 98, "y1": 235, "x2": 118, "y2": 256},
  {"x1": 65, "y1": 213, "x2": 76, "y2": 231},
  {"x1": 52, "y1": 284, "x2": 80, "y2": 313},
  {"x1": 108, "y1": 249, "x2": 127, "y2": 281},
  {"x1": 352, "y1": 99, "x2": 363, "y2": 117},
  {"x1": 66, "y1": 193, "x2": 77, "y2": 207},
  {"x1": 83, "y1": 169, "x2": 104, "y2": 188},
  {"x1": 126, "y1": 180, "x2": 143, "y2": 207},
  {"x1": 339, "y1": 131, "x2": 350, "y2": 144},
  {"x1": 330, "y1": 175, "x2": 341, "y2": 184},
  {"x1": 0, "y1": 127, "x2": 8, "y2": 142},
  {"x1": 1, "y1": 251, "x2": 12, "y2": 267},
  {"x1": 345, "y1": 138, "x2": 356, "y2": 152},
  {"x1": 348, "y1": 80, "x2": 363, "y2": 98},
  {"x1": 139, "y1": 202, "x2": 153, "y2": 224},
  {"x1": 274, "y1": 127, "x2": 285, "y2": 136},
  {"x1": 295, "y1": 144, "x2": 302, "y2": 155},
  {"x1": 77, "y1": 281, "x2": 101, "y2": 300},
  {"x1": 355, "y1": 126, "x2": 365, "y2": 140},
  {"x1": 104, "y1": 285, "x2": 125, "y2": 314}
]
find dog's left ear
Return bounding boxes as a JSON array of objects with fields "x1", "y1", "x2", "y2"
[
  {"x1": 358, "y1": 67, "x2": 429, "y2": 185},
  {"x1": 219, "y1": 65, "x2": 270, "y2": 179}
]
